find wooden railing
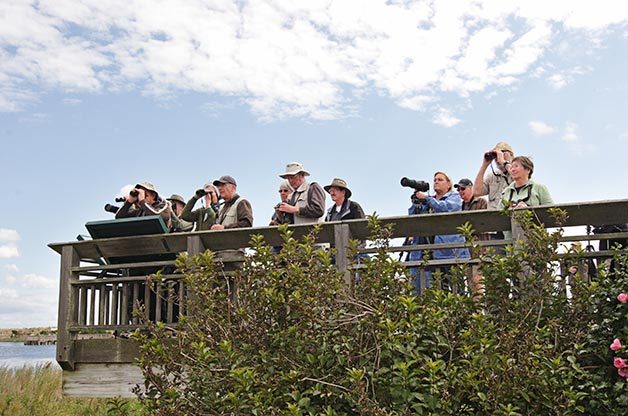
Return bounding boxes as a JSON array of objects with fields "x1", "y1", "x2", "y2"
[{"x1": 49, "y1": 199, "x2": 628, "y2": 372}]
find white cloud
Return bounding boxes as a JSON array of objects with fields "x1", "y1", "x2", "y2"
[
  {"x1": 3, "y1": 264, "x2": 19, "y2": 273},
  {"x1": 0, "y1": 288, "x2": 18, "y2": 299},
  {"x1": 63, "y1": 98, "x2": 82, "y2": 105},
  {"x1": 22, "y1": 274, "x2": 56, "y2": 289},
  {"x1": 0, "y1": 229, "x2": 19, "y2": 242},
  {"x1": 432, "y1": 108, "x2": 461, "y2": 127},
  {"x1": 0, "y1": 1, "x2": 628, "y2": 121},
  {"x1": 0, "y1": 245, "x2": 19, "y2": 259},
  {"x1": 529, "y1": 120, "x2": 556, "y2": 136},
  {"x1": 562, "y1": 121, "x2": 579, "y2": 142},
  {"x1": 0, "y1": 291, "x2": 57, "y2": 328},
  {"x1": 547, "y1": 66, "x2": 591, "y2": 90}
]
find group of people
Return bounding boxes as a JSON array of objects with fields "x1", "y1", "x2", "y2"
[
  {"x1": 114, "y1": 161, "x2": 366, "y2": 234},
  {"x1": 404, "y1": 141, "x2": 553, "y2": 291},
  {"x1": 113, "y1": 143, "x2": 554, "y2": 290}
]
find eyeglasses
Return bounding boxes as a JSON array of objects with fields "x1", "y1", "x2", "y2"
[{"x1": 279, "y1": 189, "x2": 290, "y2": 193}]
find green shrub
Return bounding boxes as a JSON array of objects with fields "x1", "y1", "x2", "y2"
[{"x1": 134, "y1": 215, "x2": 627, "y2": 415}]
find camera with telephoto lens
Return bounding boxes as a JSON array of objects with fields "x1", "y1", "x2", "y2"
[
  {"x1": 400, "y1": 177, "x2": 429, "y2": 192},
  {"x1": 129, "y1": 189, "x2": 139, "y2": 197},
  {"x1": 484, "y1": 151, "x2": 497, "y2": 161},
  {"x1": 400, "y1": 177, "x2": 430, "y2": 204}
]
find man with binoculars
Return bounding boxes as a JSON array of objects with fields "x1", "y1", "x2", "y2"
[
  {"x1": 115, "y1": 181, "x2": 171, "y2": 228},
  {"x1": 473, "y1": 141, "x2": 514, "y2": 210}
]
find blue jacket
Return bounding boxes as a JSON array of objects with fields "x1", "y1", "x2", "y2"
[{"x1": 407, "y1": 191, "x2": 469, "y2": 261}]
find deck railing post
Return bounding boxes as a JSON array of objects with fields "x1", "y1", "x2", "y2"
[
  {"x1": 334, "y1": 223, "x2": 352, "y2": 289},
  {"x1": 510, "y1": 214, "x2": 524, "y2": 242},
  {"x1": 187, "y1": 235, "x2": 205, "y2": 256},
  {"x1": 57, "y1": 245, "x2": 79, "y2": 370},
  {"x1": 185, "y1": 235, "x2": 206, "y2": 313}
]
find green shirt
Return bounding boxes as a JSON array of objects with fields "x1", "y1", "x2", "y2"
[{"x1": 501, "y1": 180, "x2": 553, "y2": 208}]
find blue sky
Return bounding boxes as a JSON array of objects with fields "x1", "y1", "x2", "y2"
[{"x1": 1, "y1": 0, "x2": 628, "y2": 327}]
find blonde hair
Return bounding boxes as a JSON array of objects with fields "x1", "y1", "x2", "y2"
[{"x1": 434, "y1": 171, "x2": 453, "y2": 192}]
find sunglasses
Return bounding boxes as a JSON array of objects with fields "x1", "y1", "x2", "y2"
[{"x1": 279, "y1": 189, "x2": 290, "y2": 193}]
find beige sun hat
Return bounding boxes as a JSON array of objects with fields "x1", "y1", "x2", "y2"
[
  {"x1": 495, "y1": 141, "x2": 514, "y2": 154},
  {"x1": 135, "y1": 181, "x2": 158, "y2": 196},
  {"x1": 280, "y1": 162, "x2": 310, "y2": 178},
  {"x1": 324, "y1": 178, "x2": 352, "y2": 199}
]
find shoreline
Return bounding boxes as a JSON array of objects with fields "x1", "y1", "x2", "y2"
[{"x1": 0, "y1": 327, "x2": 57, "y2": 343}]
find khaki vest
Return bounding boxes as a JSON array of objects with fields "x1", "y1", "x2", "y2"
[
  {"x1": 218, "y1": 197, "x2": 245, "y2": 227},
  {"x1": 216, "y1": 197, "x2": 247, "y2": 260},
  {"x1": 290, "y1": 182, "x2": 323, "y2": 225}
]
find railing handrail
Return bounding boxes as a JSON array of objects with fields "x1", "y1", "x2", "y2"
[{"x1": 49, "y1": 198, "x2": 628, "y2": 260}]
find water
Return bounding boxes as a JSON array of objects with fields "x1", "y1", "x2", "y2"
[{"x1": 0, "y1": 342, "x2": 59, "y2": 369}]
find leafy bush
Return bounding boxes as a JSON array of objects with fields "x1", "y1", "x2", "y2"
[{"x1": 134, "y1": 215, "x2": 627, "y2": 415}]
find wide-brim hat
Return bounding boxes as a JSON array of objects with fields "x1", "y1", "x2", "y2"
[
  {"x1": 167, "y1": 194, "x2": 185, "y2": 205},
  {"x1": 324, "y1": 178, "x2": 352, "y2": 199},
  {"x1": 495, "y1": 141, "x2": 514, "y2": 154},
  {"x1": 135, "y1": 181, "x2": 158, "y2": 196},
  {"x1": 280, "y1": 162, "x2": 310, "y2": 178}
]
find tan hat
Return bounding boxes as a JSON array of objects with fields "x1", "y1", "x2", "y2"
[
  {"x1": 135, "y1": 181, "x2": 158, "y2": 196},
  {"x1": 324, "y1": 178, "x2": 352, "y2": 199},
  {"x1": 167, "y1": 194, "x2": 185, "y2": 205},
  {"x1": 280, "y1": 162, "x2": 310, "y2": 178},
  {"x1": 495, "y1": 141, "x2": 514, "y2": 154}
]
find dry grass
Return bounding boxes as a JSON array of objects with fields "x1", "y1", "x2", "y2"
[{"x1": 0, "y1": 365, "x2": 144, "y2": 416}]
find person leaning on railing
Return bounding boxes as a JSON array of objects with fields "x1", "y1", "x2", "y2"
[
  {"x1": 115, "y1": 181, "x2": 172, "y2": 229},
  {"x1": 323, "y1": 178, "x2": 365, "y2": 222},
  {"x1": 406, "y1": 171, "x2": 470, "y2": 292},
  {"x1": 210, "y1": 175, "x2": 253, "y2": 230},
  {"x1": 501, "y1": 156, "x2": 553, "y2": 208}
]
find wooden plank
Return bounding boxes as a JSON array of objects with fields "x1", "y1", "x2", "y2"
[
  {"x1": 98, "y1": 287, "x2": 106, "y2": 326},
  {"x1": 73, "y1": 339, "x2": 140, "y2": 363},
  {"x1": 70, "y1": 324, "x2": 149, "y2": 331},
  {"x1": 132, "y1": 283, "x2": 140, "y2": 325},
  {"x1": 178, "y1": 279, "x2": 185, "y2": 317},
  {"x1": 63, "y1": 363, "x2": 144, "y2": 398},
  {"x1": 73, "y1": 260, "x2": 176, "y2": 273},
  {"x1": 333, "y1": 224, "x2": 352, "y2": 288},
  {"x1": 72, "y1": 274, "x2": 182, "y2": 285},
  {"x1": 78, "y1": 286, "x2": 87, "y2": 326},
  {"x1": 155, "y1": 283, "x2": 162, "y2": 322},
  {"x1": 166, "y1": 282, "x2": 174, "y2": 324},
  {"x1": 121, "y1": 284, "x2": 129, "y2": 325},
  {"x1": 56, "y1": 245, "x2": 79, "y2": 370},
  {"x1": 186, "y1": 235, "x2": 204, "y2": 256},
  {"x1": 89, "y1": 285, "x2": 96, "y2": 326},
  {"x1": 110, "y1": 284, "x2": 119, "y2": 326}
]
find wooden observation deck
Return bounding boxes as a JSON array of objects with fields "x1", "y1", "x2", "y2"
[{"x1": 49, "y1": 199, "x2": 628, "y2": 397}]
